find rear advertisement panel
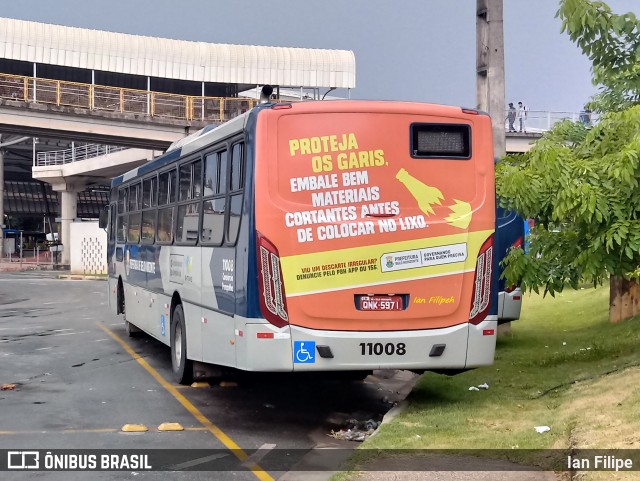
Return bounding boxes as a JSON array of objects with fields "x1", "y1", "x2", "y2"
[{"x1": 255, "y1": 103, "x2": 494, "y2": 331}]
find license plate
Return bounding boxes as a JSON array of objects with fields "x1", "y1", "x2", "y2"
[{"x1": 359, "y1": 295, "x2": 403, "y2": 311}]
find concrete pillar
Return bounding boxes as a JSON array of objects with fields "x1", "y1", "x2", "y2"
[
  {"x1": 51, "y1": 183, "x2": 85, "y2": 267},
  {"x1": 60, "y1": 189, "x2": 78, "y2": 266}
]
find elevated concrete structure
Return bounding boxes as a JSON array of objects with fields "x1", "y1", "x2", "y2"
[
  {"x1": 33, "y1": 148, "x2": 158, "y2": 265},
  {"x1": 33, "y1": 148, "x2": 159, "y2": 188},
  {"x1": 0, "y1": 100, "x2": 201, "y2": 150},
  {"x1": 505, "y1": 131, "x2": 542, "y2": 153},
  {"x1": 0, "y1": 16, "x2": 356, "y2": 265}
]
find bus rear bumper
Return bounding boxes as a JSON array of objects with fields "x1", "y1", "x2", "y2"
[
  {"x1": 289, "y1": 321, "x2": 496, "y2": 372},
  {"x1": 235, "y1": 319, "x2": 498, "y2": 372},
  {"x1": 465, "y1": 317, "x2": 498, "y2": 368},
  {"x1": 498, "y1": 288, "x2": 523, "y2": 322}
]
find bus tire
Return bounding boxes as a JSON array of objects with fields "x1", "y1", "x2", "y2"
[
  {"x1": 117, "y1": 279, "x2": 125, "y2": 316},
  {"x1": 171, "y1": 304, "x2": 193, "y2": 385},
  {"x1": 119, "y1": 281, "x2": 140, "y2": 337}
]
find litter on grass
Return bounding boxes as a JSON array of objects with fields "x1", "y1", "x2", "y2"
[
  {"x1": 534, "y1": 426, "x2": 551, "y2": 434},
  {"x1": 468, "y1": 383, "x2": 489, "y2": 391}
]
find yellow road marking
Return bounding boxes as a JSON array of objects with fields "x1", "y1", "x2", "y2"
[
  {"x1": 0, "y1": 427, "x2": 209, "y2": 436},
  {"x1": 97, "y1": 322, "x2": 274, "y2": 481},
  {"x1": 64, "y1": 428, "x2": 118, "y2": 434}
]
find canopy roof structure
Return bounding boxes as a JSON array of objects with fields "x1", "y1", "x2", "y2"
[{"x1": 0, "y1": 17, "x2": 356, "y2": 89}]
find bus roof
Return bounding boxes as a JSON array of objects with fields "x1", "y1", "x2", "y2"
[
  {"x1": 111, "y1": 110, "x2": 251, "y2": 187},
  {"x1": 111, "y1": 100, "x2": 485, "y2": 188}
]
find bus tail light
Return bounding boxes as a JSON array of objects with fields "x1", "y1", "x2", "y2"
[
  {"x1": 512, "y1": 235, "x2": 523, "y2": 250},
  {"x1": 469, "y1": 234, "x2": 494, "y2": 325},
  {"x1": 257, "y1": 232, "x2": 289, "y2": 328}
]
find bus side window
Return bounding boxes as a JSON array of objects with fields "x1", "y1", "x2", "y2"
[
  {"x1": 204, "y1": 152, "x2": 220, "y2": 196},
  {"x1": 201, "y1": 198, "x2": 224, "y2": 245},
  {"x1": 157, "y1": 207, "x2": 174, "y2": 243},
  {"x1": 109, "y1": 205, "x2": 116, "y2": 241},
  {"x1": 141, "y1": 210, "x2": 156, "y2": 243},
  {"x1": 129, "y1": 183, "x2": 141, "y2": 212},
  {"x1": 168, "y1": 170, "x2": 177, "y2": 204},
  {"x1": 177, "y1": 202, "x2": 200, "y2": 244},
  {"x1": 116, "y1": 187, "x2": 128, "y2": 242},
  {"x1": 219, "y1": 151, "x2": 228, "y2": 194},
  {"x1": 143, "y1": 176, "x2": 157, "y2": 209},
  {"x1": 159, "y1": 169, "x2": 177, "y2": 205},
  {"x1": 158, "y1": 171, "x2": 170, "y2": 206},
  {"x1": 179, "y1": 163, "x2": 191, "y2": 201},
  {"x1": 201, "y1": 150, "x2": 227, "y2": 246},
  {"x1": 230, "y1": 143, "x2": 244, "y2": 190},
  {"x1": 227, "y1": 142, "x2": 244, "y2": 244},
  {"x1": 193, "y1": 160, "x2": 202, "y2": 198},
  {"x1": 128, "y1": 212, "x2": 141, "y2": 243}
]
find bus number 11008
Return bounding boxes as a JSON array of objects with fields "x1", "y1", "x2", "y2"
[{"x1": 359, "y1": 342, "x2": 406, "y2": 356}]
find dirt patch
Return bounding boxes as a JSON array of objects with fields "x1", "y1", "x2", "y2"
[
  {"x1": 560, "y1": 367, "x2": 640, "y2": 450},
  {"x1": 554, "y1": 367, "x2": 640, "y2": 481}
]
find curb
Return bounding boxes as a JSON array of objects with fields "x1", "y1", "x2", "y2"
[
  {"x1": 57, "y1": 274, "x2": 108, "y2": 280},
  {"x1": 368, "y1": 400, "x2": 410, "y2": 440}
]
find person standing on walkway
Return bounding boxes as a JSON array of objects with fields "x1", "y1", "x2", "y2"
[
  {"x1": 517, "y1": 101, "x2": 527, "y2": 133},
  {"x1": 506, "y1": 102, "x2": 516, "y2": 132}
]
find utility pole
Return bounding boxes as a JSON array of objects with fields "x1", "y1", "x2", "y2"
[
  {"x1": 477, "y1": 0, "x2": 508, "y2": 332},
  {"x1": 476, "y1": 0, "x2": 506, "y2": 158}
]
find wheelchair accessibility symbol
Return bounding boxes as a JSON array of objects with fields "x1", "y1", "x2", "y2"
[{"x1": 293, "y1": 341, "x2": 316, "y2": 364}]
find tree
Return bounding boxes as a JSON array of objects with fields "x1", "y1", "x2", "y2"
[
  {"x1": 496, "y1": 0, "x2": 640, "y2": 322},
  {"x1": 557, "y1": 0, "x2": 640, "y2": 111}
]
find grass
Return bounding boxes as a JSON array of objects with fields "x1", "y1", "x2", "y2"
[{"x1": 334, "y1": 284, "x2": 640, "y2": 480}]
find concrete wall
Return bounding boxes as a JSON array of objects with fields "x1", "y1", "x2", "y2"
[{"x1": 70, "y1": 221, "x2": 107, "y2": 275}]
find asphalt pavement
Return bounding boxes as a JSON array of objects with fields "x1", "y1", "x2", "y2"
[{"x1": 0, "y1": 268, "x2": 560, "y2": 481}]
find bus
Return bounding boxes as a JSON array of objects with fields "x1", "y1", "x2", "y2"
[
  {"x1": 105, "y1": 97, "x2": 498, "y2": 384},
  {"x1": 495, "y1": 206, "x2": 524, "y2": 323}
]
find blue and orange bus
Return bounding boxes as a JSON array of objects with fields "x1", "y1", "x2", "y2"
[{"x1": 105, "y1": 97, "x2": 498, "y2": 383}]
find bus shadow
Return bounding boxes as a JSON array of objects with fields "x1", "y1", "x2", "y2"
[{"x1": 121, "y1": 326, "x2": 417, "y2": 445}]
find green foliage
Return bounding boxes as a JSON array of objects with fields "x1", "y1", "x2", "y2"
[
  {"x1": 497, "y1": 105, "x2": 640, "y2": 295},
  {"x1": 557, "y1": 0, "x2": 640, "y2": 111},
  {"x1": 497, "y1": 1, "x2": 640, "y2": 297},
  {"x1": 341, "y1": 286, "x2": 640, "y2": 462}
]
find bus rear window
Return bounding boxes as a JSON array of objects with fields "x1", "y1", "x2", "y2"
[{"x1": 410, "y1": 123, "x2": 471, "y2": 159}]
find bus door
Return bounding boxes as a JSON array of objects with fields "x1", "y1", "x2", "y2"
[{"x1": 200, "y1": 146, "x2": 239, "y2": 368}]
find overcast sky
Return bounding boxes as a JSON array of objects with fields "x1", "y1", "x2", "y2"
[{"x1": 2, "y1": 0, "x2": 638, "y2": 112}]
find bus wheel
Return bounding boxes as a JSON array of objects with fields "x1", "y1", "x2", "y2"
[
  {"x1": 171, "y1": 304, "x2": 193, "y2": 385},
  {"x1": 117, "y1": 280, "x2": 125, "y2": 316},
  {"x1": 119, "y1": 281, "x2": 139, "y2": 337}
]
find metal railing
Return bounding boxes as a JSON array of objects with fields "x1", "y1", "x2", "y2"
[
  {"x1": 0, "y1": 72, "x2": 265, "y2": 123},
  {"x1": 36, "y1": 144, "x2": 126, "y2": 166},
  {"x1": 1, "y1": 72, "x2": 598, "y2": 133},
  {"x1": 504, "y1": 109, "x2": 598, "y2": 132}
]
